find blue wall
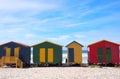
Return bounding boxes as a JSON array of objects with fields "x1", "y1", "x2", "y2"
[{"x1": 0, "y1": 42, "x2": 31, "y2": 67}]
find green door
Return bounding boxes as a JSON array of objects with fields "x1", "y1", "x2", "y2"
[
  {"x1": 98, "y1": 48, "x2": 103, "y2": 63},
  {"x1": 106, "y1": 48, "x2": 112, "y2": 62}
]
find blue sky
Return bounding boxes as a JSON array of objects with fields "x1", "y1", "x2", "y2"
[{"x1": 0, "y1": 0, "x2": 120, "y2": 49}]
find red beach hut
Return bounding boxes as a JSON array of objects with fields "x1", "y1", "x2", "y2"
[{"x1": 88, "y1": 40, "x2": 120, "y2": 65}]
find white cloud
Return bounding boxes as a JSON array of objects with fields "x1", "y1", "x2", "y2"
[
  {"x1": 62, "y1": 12, "x2": 120, "y2": 28},
  {"x1": 0, "y1": 0, "x2": 59, "y2": 12},
  {"x1": 48, "y1": 35, "x2": 70, "y2": 41},
  {"x1": 78, "y1": 1, "x2": 120, "y2": 18},
  {"x1": 74, "y1": 35, "x2": 86, "y2": 39},
  {"x1": 0, "y1": 0, "x2": 119, "y2": 47},
  {"x1": 25, "y1": 33, "x2": 37, "y2": 38},
  {"x1": 83, "y1": 13, "x2": 120, "y2": 26},
  {"x1": 0, "y1": 16, "x2": 24, "y2": 24},
  {"x1": 0, "y1": 28, "x2": 26, "y2": 44},
  {"x1": 73, "y1": 27, "x2": 120, "y2": 46},
  {"x1": 65, "y1": 22, "x2": 86, "y2": 27},
  {"x1": 38, "y1": 16, "x2": 67, "y2": 24},
  {"x1": 78, "y1": 0, "x2": 94, "y2": 6},
  {"x1": 0, "y1": 28, "x2": 24, "y2": 34}
]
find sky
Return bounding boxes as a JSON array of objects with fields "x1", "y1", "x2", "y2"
[{"x1": 0, "y1": 0, "x2": 120, "y2": 49}]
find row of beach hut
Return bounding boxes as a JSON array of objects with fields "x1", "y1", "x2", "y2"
[{"x1": 0, "y1": 40, "x2": 119, "y2": 68}]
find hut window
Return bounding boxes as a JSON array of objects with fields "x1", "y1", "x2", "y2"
[
  {"x1": 40, "y1": 48, "x2": 45, "y2": 62},
  {"x1": 14, "y1": 47, "x2": 20, "y2": 57},
  {"x1": 48, "y1": 48, "x2": 54, "y2": 63}
]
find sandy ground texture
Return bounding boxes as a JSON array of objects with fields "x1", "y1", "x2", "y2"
[{"x1": 0, "y1": 67, "x2": 120, "y2": 79}]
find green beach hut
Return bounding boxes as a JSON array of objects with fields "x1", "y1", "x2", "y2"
[{"x1": 32, "y1": 41, "x2": 62, "y2": 66}]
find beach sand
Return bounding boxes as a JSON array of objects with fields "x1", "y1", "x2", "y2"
[{"x1": 0, "y1": 67, "x2": 120, "y2": 79}]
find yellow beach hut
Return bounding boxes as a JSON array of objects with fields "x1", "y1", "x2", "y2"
[{"x1": 66, "y1": 41, "x2": 83, "y2": 65}]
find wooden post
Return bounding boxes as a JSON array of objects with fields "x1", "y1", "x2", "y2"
[
  {"x1": 21, "y1": 62, "x2": 23, "y2": 68},
  {"x1": 16, "y1": 58, "x2": 17, "y2": 68},
  {"x1": 1, "y1": 56, "x2": 4, "y2": 68}
]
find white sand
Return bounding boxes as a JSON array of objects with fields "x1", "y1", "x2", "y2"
[{"x1": 0, "y1": 67, "x2": 120, "y2": 79}]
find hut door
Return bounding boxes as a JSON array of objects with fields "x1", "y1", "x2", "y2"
[
  {"x1": 106, "y1": 48, "x2": 112, "y2": 62},
  {"x1": 5, "y1": 47, "x2": 11, "y2": 62},
  {"x1": 48, "y1": 48, "x2": 54, "y2": 63},
  {"x1": 98, "y1": 48, "x2": 103, "y2": 63},
  {"x1": 40, "y1": 48, "x2": 45, "y2": 62},
  {"x1": 68, "y1": 48, "x2": 74, "y2": 62},
  {"x1": 14, "y1": 47, "x2": 20, "y2": 57}
]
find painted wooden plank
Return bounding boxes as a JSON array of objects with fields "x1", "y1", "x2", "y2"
[
  {"x1": 14, "y1": 47, "x2": 20, "y2": 57},
  {"x1": 106, "y1": 48, "x2": 112, "y2": 62},
  {"x1": 5, "y1": 47, "x2": 11, "y2": 62},
  {"x1": 40, "y1": 48, "x2": 45, "y2": 62},
  {"x1": 68, "y1": 48, "x2": 74, "y2": 62},
  {"x1": 98, "y1": 48, "x2": 103, "y2": 63},
  {"x1": 48, "y1": 48, "x2": 54, "y2": 63}
]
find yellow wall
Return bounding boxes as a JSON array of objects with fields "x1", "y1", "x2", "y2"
[{"x1": 67, "y1": 42, "x2": 82, "y2": 64}]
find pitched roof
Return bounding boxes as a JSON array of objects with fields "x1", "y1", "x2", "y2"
[
  {"x1": 0, "y1": 41, "x2": 30, "y2": 47},
  {"x1": 88, "y1": 40, "x2": 120, "y2": 46},
  {"x1": 66, "y1": 41, "x2": 84, "y2": 47},
  {"x1": 32, "y1": 41, "x2": 62, "y2": 47}
]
